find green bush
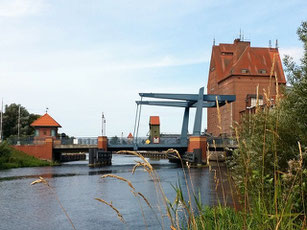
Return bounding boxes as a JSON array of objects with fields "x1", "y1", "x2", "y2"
[
  {"x1": 228, "y1": 21, "x2": 307, "y2": 224},
  {"x1": 0, "y1": 141, "x2": 54, "y2": 170},
  {"x1": 0, "y1": 142, "x2": 12, "y2": 168}
]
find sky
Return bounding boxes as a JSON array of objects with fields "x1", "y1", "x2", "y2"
[{"x1": 0, "y1": 0, "x2": 306, "y2": 137}]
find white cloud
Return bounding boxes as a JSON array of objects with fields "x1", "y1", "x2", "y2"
[
  {"x1": 279, "y1": 47, "x2": 304, "y2": 63},
  {"x1": 0, "y1": 0, "x2": 46, "y2": 17}
]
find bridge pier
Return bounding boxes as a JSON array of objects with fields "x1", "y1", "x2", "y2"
[
  {"x1": 187, "y1": 136, "x2": 207, "y2": 164},
  {"x1": 98, "y1": 136, "x2": 108, "y2": 151},
  {"x1": 89, "y1": 148, "x2": 112, "y2": 167}
]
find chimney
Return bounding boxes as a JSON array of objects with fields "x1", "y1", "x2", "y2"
[
  {"x1": 233, "y1": 39, "x2": 250, "y2": 61},
  {"x1": 275, "y1": 39, "x2": 278, "y2": 49}
]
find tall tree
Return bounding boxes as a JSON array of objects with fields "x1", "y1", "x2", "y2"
[
  {"x1": 2, "y1": 104, "x2": 40, "y2": 139},
  {"x1": 283, "y1": 21, "x2": 307, "y2": 143}
]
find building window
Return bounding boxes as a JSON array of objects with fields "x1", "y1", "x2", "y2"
[
  {"x1": 43, "y1": 131, "x2": 47, "y2": 135},
  {"x1": 35, "y1": 130, "x2": 39, "y2": 136},
  {"x1": 251, "y1": 98, "x2": 263, "y2": 107},
  {"x1": 241, "y1": 69, "x2": 249, "y2": 73},
  {"x1": 222, "y1": 52, "x2": 233, "y2": 55},
  {"x1": 259, "y1": 69, "x2": 267, "y2": 74},
  {"x1": 51, "y1": 130, "x2": 56, "y2": 137}
]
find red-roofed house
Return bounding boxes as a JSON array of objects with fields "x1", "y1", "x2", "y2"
[
  {"x1": 31, "y1": 113, "x2": 61, "y2": 138},
  {"x1": 149, "y1": 116, "x2": 160, "y2": 126},
  {"x1": 207, "y1": 39, "x2": 286, "y2": 136},
  {"x1": 149, "y1": 116, "x2": 160, "y2": 143}
]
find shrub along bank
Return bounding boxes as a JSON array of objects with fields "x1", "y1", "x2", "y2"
[{"x1": 185, "y1": 21, "x2": 307, "y2": 230}]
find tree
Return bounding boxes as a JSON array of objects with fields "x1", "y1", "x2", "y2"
[
  {"x1": 282, "y1": 21, "x2": 307, "y2": 143},
  {"x1": 2, "y1": 103, "x2": 40, "y2": 139}
]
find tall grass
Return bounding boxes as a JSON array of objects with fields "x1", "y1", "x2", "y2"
[{"x1": 228, "y1": 57, "x2": 306, "y2": 229}]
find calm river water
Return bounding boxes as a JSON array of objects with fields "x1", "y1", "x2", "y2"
[{"x1": 0, "y1": 155, "x2": 231, "y2": 230}]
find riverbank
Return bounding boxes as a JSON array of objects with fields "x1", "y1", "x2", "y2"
[{"x1": 0, "y1": 142, "x2": 55, "y2": 170}]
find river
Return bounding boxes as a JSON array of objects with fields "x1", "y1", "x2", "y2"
[{"x1": 0, "y1": 154, "x2": 232, "y2": 230}]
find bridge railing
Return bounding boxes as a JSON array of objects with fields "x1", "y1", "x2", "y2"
[
  {"x1": 107, "y1": 136, "x2": 182, "y2": 146},
  {"x1": 6, "y1": 136, "x2": 46, "y2": 145},
  {"x1": 58, "y1": 137, "x2": 98, "y2": 146},
  {"x1": 6, "y1": 136, "x2": 100, "y2": 146}
]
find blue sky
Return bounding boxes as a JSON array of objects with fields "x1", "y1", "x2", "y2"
[{"x1": 0, "y1": 0, "x2": 306, "y2": 137}]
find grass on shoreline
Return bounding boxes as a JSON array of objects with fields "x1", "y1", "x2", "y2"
[{"x1": 0, "y1": 141, "x2": 55, "y2": 170}]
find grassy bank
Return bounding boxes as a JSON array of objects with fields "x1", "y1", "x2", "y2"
[{"x1": 0, "y1": 141, "x2": 55, "y2": 170}]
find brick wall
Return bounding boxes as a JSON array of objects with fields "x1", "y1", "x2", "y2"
[
  {"x1": 207, "y1": 75, "x2": 279, "y2": 136},
  {"x1": 13, "y1": 138, "x2": 53, "y2": 161}
]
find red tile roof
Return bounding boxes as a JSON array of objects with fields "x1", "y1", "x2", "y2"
[
  {"x1": 149, "y1": 116, "x2": 160, "y2": 125},
  {"x1": 210, "y1": 39, "x2": 286, "y2": 84},
  {"x1": 127, "y1": 133, "x2": 133, "y2": 138},
  {"x1": 31, "y1": 113, "x2": 62, "y2": 127}
]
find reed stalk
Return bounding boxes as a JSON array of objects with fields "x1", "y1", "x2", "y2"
[{"x1": 31, "y1": 177, "x2": 77, "y2": 230}]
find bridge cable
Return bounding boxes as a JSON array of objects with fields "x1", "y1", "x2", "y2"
[
  {"x1": 132, "y1": 103, "x2": 139, "y2": 144},
  {"x1": 135, "y1": 96, "x2": 143, "y2": 146}
]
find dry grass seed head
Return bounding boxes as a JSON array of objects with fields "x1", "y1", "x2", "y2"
[
  {"x1": 132, "y1": 161, "x2": 152, "y2": 174},
  {"x1": 206, "y1": 142, "x2": 214, "y2": 171},
  {"x1": 263, "y1": 89, "x2": 270, "y2": 106},
  {"x1": 95, "y1": 198, "x2": 125, "y2": 223},
  {"x1": 256, "y1": 84, "x2": 260, "y2": 113},
  {"x1": 166, "y1": 149, "x2": 181, "y2": 160},
  {"x1": 123, "y1": 150, "x2": 153, "y2": 171},
  {"x1": 101, "y1": 174, "x2": 135, "y2": 191},
  {"x1": 275, "y1": 72, "x2": 280, "y2": 104},
  {"x1": 31, "y1": 176, "x2": 48, "y2": 186},
  {"x1": 137, "y1": 192, "x2": 152, "y2": 209},
  {"x1": 215, "y1": 96, "x2": 222, "y2": 132}
]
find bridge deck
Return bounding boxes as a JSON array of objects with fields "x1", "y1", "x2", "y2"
[
  {"x1": 53, "y1": 143, "x2": 188, "y2": 152},
  {"x1": 108, "y1": 143, "x2": 187, "y2": 152},
  {"x1": 54, "y1": 144, "x2": 97, "y2": 149}
]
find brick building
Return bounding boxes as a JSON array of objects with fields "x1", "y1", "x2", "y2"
[
  {"x1": 31, "y1": 113, "x2": 61, "y2": 138},
  {"x1": 207, "y1": 39, "x2": 286, "y2": 136}
]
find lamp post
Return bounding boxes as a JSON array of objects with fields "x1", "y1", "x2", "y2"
[{"x1": 101, "y1": 112, "x2": 106, "y2": 136}]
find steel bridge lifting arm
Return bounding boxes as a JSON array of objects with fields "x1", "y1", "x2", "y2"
[{"x1": 135, "y1": 87, "x2": 236, "y2": 146}]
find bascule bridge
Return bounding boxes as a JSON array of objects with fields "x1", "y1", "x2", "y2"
[{"x1": 11, "y1": 87, "x2": 235, "y2": 164}]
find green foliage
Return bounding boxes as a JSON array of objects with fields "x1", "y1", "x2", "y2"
[
  {"x1": 228, "y1": 21, "x2": 307, "y2": 225},
  {"x1": 0, "y1": 141, "x2": 12, "y2": 167},
  {"x1": 2, "y1": 103, "x2": 40, "y2": 139},
  {"x1": 110, "y1": 136, "x2": 119, "y2": 144}
]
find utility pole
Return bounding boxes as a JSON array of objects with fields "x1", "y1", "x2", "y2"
[
  {"x1": 17, "y1": 105, "x2": 21, "y2": 145},
  {"x1": 101, "y1": 112, "x2": 106, "y2": 136},
  {"x1": 0, "y1": 98, "x2": 3, "y2": 143}
]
